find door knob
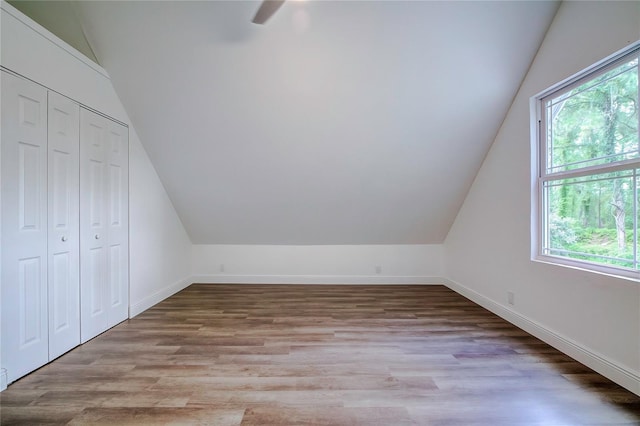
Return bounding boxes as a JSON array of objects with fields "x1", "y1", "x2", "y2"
[
  {"x1": 95, "y1": 234, "x2": 100, "y2": 240},
  {"x1": 61, "y1": 236, "x2": 67, "y2": 242}
]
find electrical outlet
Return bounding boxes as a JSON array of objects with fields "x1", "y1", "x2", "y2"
[
  {"x1": 507, "y1": 291, "x2": 515, "y2": 306},
  {"x1": 220, "y1": 264, "x2": 225, "y2": 273},
  {"x1": 375, "y1": 265, "x2": 382, "y2": 274}
]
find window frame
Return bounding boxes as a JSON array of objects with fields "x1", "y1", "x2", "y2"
[{"x1": 532, "y1": 41, "x2": 640, "y2": 280}]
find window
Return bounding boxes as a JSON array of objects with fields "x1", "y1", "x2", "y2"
[{"x1": 535, "y1": 43, "x2": 640, "y2": 278}]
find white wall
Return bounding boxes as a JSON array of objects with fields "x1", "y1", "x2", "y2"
[
  {"x1": 193, "y1": 244, "x2": 443, "y2": 284},
  {"x1": 128, "y1": 126, "x2": 193, "y2": 316},
  {"x1": 444, "y1": 1, "x2": 640, "y2": 394},
  {"x1": 0, "y1": 2, "x2": 193, "y2": 318}
]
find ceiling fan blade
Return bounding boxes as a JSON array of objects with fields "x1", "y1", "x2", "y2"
[{"x1": 252, "y1": 0, "x2": 285, "y2": 25}]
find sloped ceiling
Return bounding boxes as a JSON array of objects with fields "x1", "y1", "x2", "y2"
[{"x1": 29, "y1": 1, "x2": 559, "y2": 244}]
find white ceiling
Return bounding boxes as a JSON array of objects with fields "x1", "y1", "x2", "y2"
[{"x1": 52, "y1": 1, "x2": 558, "y2": 244}]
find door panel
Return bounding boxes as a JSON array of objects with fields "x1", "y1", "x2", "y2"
[
  {"x1": 89, "y1": 247, "x2": 105, "y2": 315},
  {"x1": 51, "y1": 252, "x2": 71, "y2": 330},
  {"x1": 51, "y1": 150, "x2": 70, "y2": 227},
  {"x1": 18, "y1": 257, "x2": 43, "y2": 346},
  {"x1": 89, "y1": 160, "x2": 104, "y2": 226},
  {"x1": 1, "y1": 71, "x2": 49, "y2": 383},
  {"x1": 109, "y1": 245, "x2": 121, "y2": 306},
  {"x1": 80, "y1": 110, "x2": 128, "y2": 340},
  {"x1": 80, "y1": 109, "x2": 109, "y2": 342},
  {"x1": 47, "y1": 92, "x2": 80, "y2": 359},
  {"x1": 18, "y1": 94, "x2": 41, "y2": 127},
  {"x1": 106, "y1": 121, "x2": 129, "y2": 325},
  {"x1": 18, "y1": 142, "x2": 42, "y2": 230},
  {"x1": 109, "y1": 164, "x2": 122, "y2": 227}
]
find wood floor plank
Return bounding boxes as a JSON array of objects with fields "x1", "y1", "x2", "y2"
[
  {"x1": 67, "y1": 407, "x2": 244, "y2": 426},
  {"x1": 240, "y1": 406, "x2": 414, "y2": 426},
  {"x1": 1, "y1": 284, "x2": 639, "y2": 425}
]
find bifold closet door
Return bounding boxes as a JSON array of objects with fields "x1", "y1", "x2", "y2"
[
  {"x1": 80, "y1": 108, "x2": 129, "y2": 343},
  {"x1": 105, "y1": 115, "x2": 129, "y2": 326},
  {"x1": 47, "y1": 92, "x2": 80, "y2": 359},
  {"x1": 1, "y1": 71, "x2": 49, "y2": 382}
]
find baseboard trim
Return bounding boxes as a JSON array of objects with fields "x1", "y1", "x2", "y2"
[
  {"x1": 192, "y1": 274, "x2": 445, "y2": 285},
  {"x1": 129, "y1": 274, "x2": 445, "y2": 317},
  {"x1": 129, "y1": 275, "x2": 192, "y2": 317},
  {"x1": 443, "y1": 277, "x2": 640, "y2": 396}
]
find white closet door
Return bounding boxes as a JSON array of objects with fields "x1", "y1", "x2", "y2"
[
  {"x1": 80, "y1": 108, "x2": 109, "y2": 342},
  {"x1": 47, "y1": 92, "x2": 80, "y2": 359},
  {"x1": 1, "y1": 71, "x2": 49, "y2": 382},
  {"x1": 105, "y1": 120, "x2": 129, "y2": 327},
  {"x1": 80, "y1": 109, "x2": 129, "y2": 342}
]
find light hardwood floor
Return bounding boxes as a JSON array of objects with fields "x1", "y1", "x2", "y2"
[{"x1": 1, "y1": 284, "x2": 639, "y2": 425}]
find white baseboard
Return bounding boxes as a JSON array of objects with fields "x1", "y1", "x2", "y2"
[
  {"x1": 129, "y1": 275, "x2": 192, "y2": 317},
  {"x1": 443, "y1": 277, "x2": 640, "y2": 396},
  {"x1": 129, "y1": 274, "x2": 444, "y2": 317},
  {"x1": 191, "y1": 274, "x2": 445, "y2": 285},
  {"x1": 1, "y1": 368, "x2": 7, "y2": 392}
]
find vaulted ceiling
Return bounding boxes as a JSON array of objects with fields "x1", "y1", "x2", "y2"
[{"x1": 11, "y1": 1, "x2": 559, "y2": 245}]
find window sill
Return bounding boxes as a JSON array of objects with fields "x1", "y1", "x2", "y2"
[{"x1": 532, "y1": 254, "x2": 640, "y2": 283}]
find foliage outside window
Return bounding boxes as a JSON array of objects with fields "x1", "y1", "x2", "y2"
[{"x1": 536, "y1": 44, "x2": 640, "y2": 277}]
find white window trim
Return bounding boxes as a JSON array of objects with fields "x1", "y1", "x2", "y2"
[{"x1": 531, "y1": 40, "x2": 640, "y2": 282}]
